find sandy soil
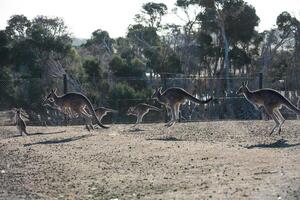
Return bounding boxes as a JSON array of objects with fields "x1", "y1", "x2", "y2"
[{"x1": 0, "y1": 120, "x2": 299, "y2": 200}]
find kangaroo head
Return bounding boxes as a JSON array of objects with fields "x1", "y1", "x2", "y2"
[
  {"x1": 151, "y1": 87, "x2": 162, "y2": 99},
  {"x1": 16, "y1": 108, "x2": 21, "y2": 115},
  {"x1": 13, "y1": 108, "x2": 23, "y2": 118},
  {"x1": 236, "y1": 81, "x2": 249, "y2": 95},
  {"x1": 43, "y1": 89, "x2": 58, "y2": 106}
]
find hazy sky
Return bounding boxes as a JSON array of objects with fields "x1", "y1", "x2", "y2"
[{"x1": 0, "y1": 0, "x2": 299, "y2": 38}]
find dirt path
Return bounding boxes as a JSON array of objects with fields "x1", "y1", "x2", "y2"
[{"x1": 0, "y1": 120, "x2": 299, "y2": 199}]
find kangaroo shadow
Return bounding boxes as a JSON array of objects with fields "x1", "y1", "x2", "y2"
[
  {"x1": 128, "y1": 128, "x2": 148, "y2": 132},
  {"x1": 24, "y1": 134, "x2": 92, "y2": 147},
  {"x1": 245, "y1": 139, "x2": 300, "y2": 149},
  {"x1": 29, "y1": 130, "x2": 67, "y2": 136},
  {"x1": 146, "y1": 136, "x2": 185, "y2": 142},
  {"x1": 12, "y1": 130, "x2": 66, "y2": 138}
]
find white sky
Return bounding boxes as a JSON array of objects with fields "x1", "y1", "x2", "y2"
[{"x1": 0, "y1": 0, "x2": 299, "y2": 39}]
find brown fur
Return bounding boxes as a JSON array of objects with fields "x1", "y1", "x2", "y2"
[
  {"x1": 236, "y1": 82, "x2": 300, "y2": 135},
  {"x1": 43, "y1": 89, "x2": 109, "y2": 130},
  {"x1": 152, "y1": 87, "x2": 213, "y2": 127},
  {"x1": 127, "y1": 103, "x2": 161, "y2": 127},
  {"x1": 95, "y1": 107, "x2": 118, "y2": 123},
  {"x1": 14, "y1": 108, "x2": 28, "y2": 136}
]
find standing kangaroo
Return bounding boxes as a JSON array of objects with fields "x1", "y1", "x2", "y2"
[
  {"x1": 14, "y1": 108, "x2": 28, "y2": 136},
  {"x1": 43, "y1": 89, "x2": 109, "y2": 130},
  {"x1": 95, "y1": 107, "x2": 118, "y2": 123},
  {"x1": 236, "y1": 81, "x2": 300, "y2": 135},
  {"x1": 127, "y1": 103, "x2": 161, "y2": 127},
  {"x1": 152, "y1": 87, "x2": 213, "y2": 127}
]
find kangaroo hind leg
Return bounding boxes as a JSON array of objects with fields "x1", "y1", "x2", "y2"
[
  {"x1": 265, "y1": 107, "x2": 280, "y2": 135},
  {"x1": 166, "y1": 105, "x2": 176, "y2": 127},
  {"x1": 80, "y1": 107, "x2": 93, "y2": 131},
  {"x1": 274, "y1": 109, "x2": 285, "y2": 135}
]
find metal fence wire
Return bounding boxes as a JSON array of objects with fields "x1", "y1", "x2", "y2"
[{"x1": 1, "y1": 73, "x2": 299, "y2": 126}]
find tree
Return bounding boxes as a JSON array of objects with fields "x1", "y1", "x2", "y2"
[
  {"x1": 5, "y1": 15, "x2": 31, "y2": 41},
  {"x1": 138, "y1": 2, "x2": 168, "y2": 29},
  {"x1": 109, "y1": 55, "x2": 147, "y2": 90},
  {"x1": 84, "y1": 29, "x2": 114, "y2": 57},
  {"x1": 277, "y1": 12, "x2": 300, "y2": 63}
]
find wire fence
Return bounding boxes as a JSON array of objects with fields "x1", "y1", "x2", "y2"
[{"x1": 1, "y1": 73, "x2": 300, "y2": 126}]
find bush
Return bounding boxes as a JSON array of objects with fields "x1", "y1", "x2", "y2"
[{"x1": 108, "y1": 82, "x2": 151, "y2": 122}]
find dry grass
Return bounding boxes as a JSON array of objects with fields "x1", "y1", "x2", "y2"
[{"x1": 0, "y1": 120, "x2": 299, "y2": 199}]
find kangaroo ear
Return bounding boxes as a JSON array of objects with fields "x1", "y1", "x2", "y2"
[
  {"x1": 53, "y1": 88, "x2": 57, "y2": 94},
  {"x1": 158, "y1": 87, "x2": 162, "y2": 91},
  {"x1": 245, "y1": 81, "x2": 249, "y2": 86}
]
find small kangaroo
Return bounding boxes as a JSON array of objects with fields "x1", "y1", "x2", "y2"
[
  {"x1": 236, "y1": 81, "x2": 300, "y2": 135},
  {"x1": 43, "y1": 89, "x2": 109, "y2": 130},
  {"x1": 127, "y1": 103, "x2": 161, "y2": 127},
  {"x1": 95, "y1": 107, "x2": 118, "y2": 123},
  {"x1": 152, "y1": 87, "x2": 213, "y2": 127},
  {"x1": 14, "y1": 108, "x2": 28, "y2": 136}
]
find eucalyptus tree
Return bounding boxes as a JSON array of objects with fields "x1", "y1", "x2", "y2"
[
  {"x1": 128, "y1": 2, "x2": 176, "y2": 79},
  {"x1": 258, "y1": 12, "x2": 299, "y2": 78},
  {"x1": 277, "y1": 12, "x2": 300, "y2": 63},
  {"x1": 4, "y1": 15, "x2": 73, "y2": 117}
]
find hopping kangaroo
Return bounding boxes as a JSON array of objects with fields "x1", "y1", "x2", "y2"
[
  {"x1": 236, "y1": 82, "x2": 300, "y2": 135},
  {"x1": 95, "y1": 107, "x2": 118, "y2": 123},
  {"x1": 13, "y1": 108, "x2": 28, "y2": 136},
  {"x1": 152, "y1": 87, "x2": 213, "y2": 127},
  {"x1": 43, "y1": 89, "x2": 109, "y2": 130},
  {"x1": 127, "y1": 103, "x2": 161, "y2": 127}
]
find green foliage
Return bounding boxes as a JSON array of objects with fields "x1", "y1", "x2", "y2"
[
  {"x1": 0, "y1": 31, "x2": 10, "y2": 66},
  {"x1": 1, "y1": 15, "x2": 73, "y2": 113},
  {"x1": 229, "y1": 47, "x2": 251, "y2": 67},
  {"x1": 84, "y1": 29, "x2": 114, "y2": 56},
  {"x1": 83, "y1": 58, "x2": 104, "y2": 79},
  {"x1": 109, "y1": 55, "x2": 147, "y2": 90},
  {"x1": 224, "y1": 1, "x2": 260, "y2": 43},
  {"x1": 141, "y1": 2, "x2": 167, "y2": 28},
  {"x1": 108, "y1": 82, "x2": 151, "y2": 121},
  {"x1": 5, "y1": 15, "x2": 31, "y2": 40},
  {"x1": 0, "y1": 66, "x2": 15, "y2": 107}
]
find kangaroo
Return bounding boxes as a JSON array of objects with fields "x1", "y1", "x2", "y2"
[
  {"x1": 152, "y1": 87, "x2": 213, "y2": 127},
  {"x1": 14, "y1": 108, "x2": 28, "y2": 136},
  {"x1": 127, "y1": 103, "x2": 161, "y2": 127},
  {"x1": 236, "y1": 81, "x2": 300, "y2": 135},
  {"x1": 95, "y1": 107, "x2": 118, "y2": 123},
  {"x1": 43, "y1": 89, "x2": 109, "y2": 130},
  {"x1": 43, "y1": 99, "x2": 78, "y2": 125}
]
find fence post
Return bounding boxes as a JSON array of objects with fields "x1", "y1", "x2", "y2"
[
  {"x1": 258, "y1": 73, "x2": 263, "y2": 120},
  {"x1": 63, "y1": 74, "x2": 68, "y2": 94},
  {"x1": 63, "y1": 74, "x2": 68, "y2": 125},
  {"x1": 259, "y1": 73, "x2": 263, "y2": 89}
]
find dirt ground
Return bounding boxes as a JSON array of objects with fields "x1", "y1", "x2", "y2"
[{"x1": 0, "y1": 120, "x2": 299, "y2": 200}]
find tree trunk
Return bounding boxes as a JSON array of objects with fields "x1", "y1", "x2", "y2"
[{"x1": 220, "y1": 24, "x2": 234, "y2": 118}]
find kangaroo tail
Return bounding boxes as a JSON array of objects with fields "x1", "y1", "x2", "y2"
[
  {"x1": 105, "y1": 108, "x2": 118, "y2": 113},
  {"x1": 184, "y1": 91, "x2": 213, "y2": 104},
  {"x1": 86, "y1": 100, "x2": 109, "y2": 129},
  {"x1": 282, "y1": 97, "x2": 300, "y2": 115},
  {"x1": 147, "y1": 105, "x2": 162, "y2": 112}
]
